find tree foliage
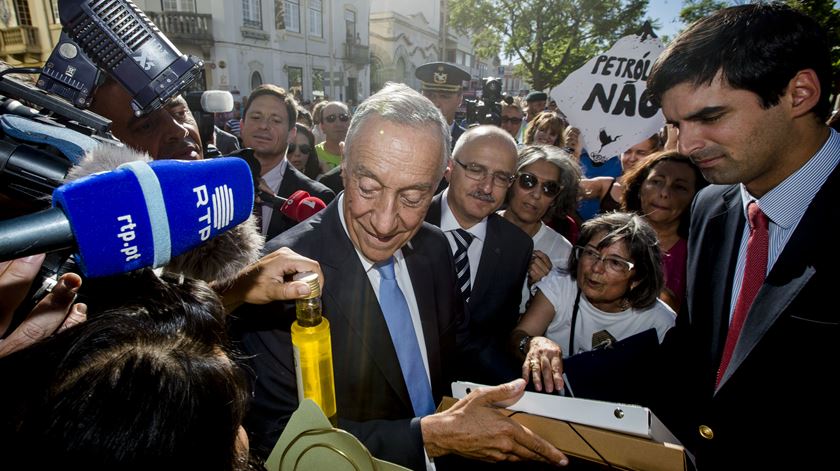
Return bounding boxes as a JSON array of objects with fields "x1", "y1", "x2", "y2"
[{"x1": 449, "y1": 0, "x2": 651, "y2": 91}]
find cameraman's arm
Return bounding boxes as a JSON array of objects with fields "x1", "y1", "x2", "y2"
[{"x1": 0, "y1": 254, "x2": 86, "y2": 357}]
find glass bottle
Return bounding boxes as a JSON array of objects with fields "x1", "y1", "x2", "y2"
[{"x1": 290, "y1": 271, "x2": 337, "y2": 425}]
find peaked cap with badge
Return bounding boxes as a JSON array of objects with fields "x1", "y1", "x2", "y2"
[{"x1": 415, "y1": 62, "x2": 471, "y2": 93}]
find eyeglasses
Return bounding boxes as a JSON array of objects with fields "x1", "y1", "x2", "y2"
[
  {"x1": 500, "y1": 117, "x2": 522, "y2": 125},
  {"x1": 323, "y1": 113, "x2": 350, "y2": 123},
  {"x1": 517, "y1": 172, "x2": 561, "y2": 197},
  {"x1": 452, "y1": 158, "x2": 515, "y2": 188},
  {"x1": 287, "y1": 143, "x2": 312, "y2": 154},
  {"x1": 574, "y1": 246, "x2": 635, "y2": 274}
]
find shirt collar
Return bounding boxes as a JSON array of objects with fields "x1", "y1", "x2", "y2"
[
  {"x1": 440, "y1": 188, "x2": 488, "y2": 241},
  {"x1": 740, "y1": 128, "x2": 840, "y2": 228}
]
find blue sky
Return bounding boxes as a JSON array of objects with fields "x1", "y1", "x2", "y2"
[{"x1": 647, "y1": 0, "x2": 686, "y2": 39}]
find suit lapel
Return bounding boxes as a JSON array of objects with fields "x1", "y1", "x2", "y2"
[
  {"x1": 266, "y1": 165, "x2": 301, "y2": 237},
  {"x1": 470, "y1": 215, "x2": 502, "y2": 307},
  {"x1": 317, "y1": 204, "x2": 414, "y2": 412},
  {"x1": 703, "y1": 189, "x2": 744, "y2": 372},
  {"x1": 718, "y1": 164, "x2": 838, "y2": 389}
]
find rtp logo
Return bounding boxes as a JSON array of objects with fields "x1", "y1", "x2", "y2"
[{"x1": 194, "y1": 184, "x2": 235, "y2": 241}]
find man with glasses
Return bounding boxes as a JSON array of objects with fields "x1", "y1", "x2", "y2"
[
  {"x1": 234, "y1": 84, "x2": 568, "y2": 470},
  {"x1": 426, "y1": 125, "x2": 534, "y2": 384},
  {"x1": 315, "y1": 101, "x2": 351, "y2": 174},
  {"x1": 240, "y1": 84, "x2": 334, "y2": 239}
]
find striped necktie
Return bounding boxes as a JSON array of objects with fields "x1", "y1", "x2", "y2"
[{"x1": 452, "y1": 229, "x2": 474, "y2": 303}]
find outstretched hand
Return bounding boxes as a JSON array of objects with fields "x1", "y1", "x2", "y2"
[
  {"x1": 0, "y1": 255, "x2": 86, "y2": 358},
  {"x1": 421, "y1": 379, "x2": 568, "y2": 465},
  {"x1": 215, "y1": 246, "x2": 324, "y2": 312}
]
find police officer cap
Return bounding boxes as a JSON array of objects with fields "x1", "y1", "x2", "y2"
[
  {"x1": 526, "y1": 91, "x2": 548, "y2": 103},
  {"x1": 415, "y1": 62, "x2": 470, "y2": 93}
]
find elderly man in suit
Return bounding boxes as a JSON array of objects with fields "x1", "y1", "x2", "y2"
[
  {"x1": 239, "y1": 84, "x2": 334, "y2": 239},
  {"x1": 425, "y1": 126, "x2": 533, "y2": 385},
  {"x1": 234, "y1": 83, "x2": 567, "y2": 470},
  {"x1": 647, "y1": 4, "x2": 840, "y2": 469}
]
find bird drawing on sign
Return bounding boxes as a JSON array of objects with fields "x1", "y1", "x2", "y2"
[{"x1": 597, "y1": 128, "x2": 622, "y2": 154}]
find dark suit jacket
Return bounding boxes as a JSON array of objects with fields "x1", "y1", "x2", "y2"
[
  {"x1": 265, "y1": 165, "x2": 335, "y2": 240},
  {"x1": 425, "y1": 194, "x2": 532, "y2": 384},
  {"x1": 656, "y1": 161, "x2": 840, "y2": 469},
  {"x1": 235, "y1": 200, "x2": 465, "y2": 470},
  {"x1": 451, "y1": 121, "x2": 465, "y2": 151},
  {"x1": 316, "y1": 165, "x2": 343, "y2": 194}
]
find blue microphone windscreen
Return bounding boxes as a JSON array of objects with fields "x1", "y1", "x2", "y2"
[{"x1": 52, "y1": 157, "x2": 254, "y2": 277}]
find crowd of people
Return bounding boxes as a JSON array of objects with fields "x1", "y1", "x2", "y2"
[{"x1": 1, "y1": 3, "x2": 838, "y2": 470}]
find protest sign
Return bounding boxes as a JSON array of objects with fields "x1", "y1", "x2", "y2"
[{"x1": 552, "y1": 31, "x2": 665, "y2": 162}]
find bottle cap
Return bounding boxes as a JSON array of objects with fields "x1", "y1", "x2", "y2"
[{"x1": 292, "y1": 271, "x2": 321, "y2": 299}]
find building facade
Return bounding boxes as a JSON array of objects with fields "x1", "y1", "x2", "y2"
[
  {"x1": 137, "y1": 0, "x2": 370, "y2": 106},
  {"x1": 0, "y1": 0, "x2": 61, "y2": 66}
]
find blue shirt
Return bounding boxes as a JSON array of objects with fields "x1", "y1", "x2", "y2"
[
  {"x1": 729, "y1": 128, "x2": 840, "y2": 319},
  {"x1": 578, "y1": 150, "x2": 622, "y2": 221}
]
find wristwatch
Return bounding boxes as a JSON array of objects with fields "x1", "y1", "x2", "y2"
[{"x1": 518, "y1": 335, "x2": 533, "y2": 355}]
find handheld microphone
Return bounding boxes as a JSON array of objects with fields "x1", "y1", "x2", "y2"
[
  {"x1": 272, "y1": 189, "x2": 327, "y2": 222},
  {"x1": 0, "y1": 156, "x2": 254, "y2": 278},
  {"x1": 224, "y1": 147, "x2": 327, "y2": 222}
]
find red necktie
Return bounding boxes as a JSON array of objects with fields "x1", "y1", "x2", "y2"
[{"x1": 717, "y1": 201, "x2": 769, "y2": 387}]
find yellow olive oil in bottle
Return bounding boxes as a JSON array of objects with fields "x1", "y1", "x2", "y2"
[{"x1": 290, "y1": 272, "x2": 337, "y2": 425}]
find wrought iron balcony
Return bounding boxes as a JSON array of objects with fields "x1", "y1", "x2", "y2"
[
  {"x1": 344, "y1": 43, "x2": 369, "y2": 66},
  {"x1": 146, "y1": 11, "x2": 213, "y2": 43},
  {"x1": 0, "y1": 26, "x2": 40, "y2": 56}
]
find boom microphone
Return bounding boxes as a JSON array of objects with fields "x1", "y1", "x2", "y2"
[{"x1": 0, "y1": 155, "x2": 254, "y2": 278}]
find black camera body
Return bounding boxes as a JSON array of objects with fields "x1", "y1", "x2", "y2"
[{"x1": 465, "y1": 77, "x2": 503, "y2": 126}]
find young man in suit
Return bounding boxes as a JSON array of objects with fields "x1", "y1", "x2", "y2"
[
  {"x1": 239, "y1": 84, "x2": 334, "y2": 239},
  {"x1": 234, "y1": 83, "x2": 567, "y2": 470},
  {"x1": 647, "y1": 4, "x2": 840, "y2": 468},
  {"x1": 425, "y1": 125, "x2": 534, "y2": 384}
]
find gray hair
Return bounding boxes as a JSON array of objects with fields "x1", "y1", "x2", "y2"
[
  {"x1": 515, "y1": 145, "x2": 582, "y2": 217},
  {"x1": 343, "y1": 82, "x2": 450, "y2": 176}
]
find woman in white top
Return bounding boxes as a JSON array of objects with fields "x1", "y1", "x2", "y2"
[
  {"x1": 498, "y1": 145, "x2": 581, "y2": 313},
  {"x1": 511, "y1": 212, "x2": 676, "y2": 393}
]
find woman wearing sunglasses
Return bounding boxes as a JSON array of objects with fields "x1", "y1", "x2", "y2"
[
  {"x1": 287, "y1": 123, "x2": 322, "y2": 180},
  {"x1": 510, "y1": 212, "x2": 676, "y2": 394},
  {"x1": 499, "y1": 146, "x2": 581, "y2": 313}
]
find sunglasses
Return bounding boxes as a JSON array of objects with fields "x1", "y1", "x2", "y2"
[
  {"x1": 288, "y1": 143, "x2": 312, "y2": 154},
  {"x1": 517, "y1": 172, "x2": 561, "y2": 197},
  {"x1": 323, "y1": 113, "x2": 350, "y2": 123},
  {"x1": 500, "y1": 117, "x2": 522, "y2": 125}
]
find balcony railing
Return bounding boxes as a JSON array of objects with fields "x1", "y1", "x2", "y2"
[
  {"x1": 344, "y1": 43, "x2": 369, "y2": 66},
  {"x1": 146, "y1": 11, "x2": 213, "y2": 43},
  {"x1": 0, "y1": 26, "x2": 40, "y2": 56}
]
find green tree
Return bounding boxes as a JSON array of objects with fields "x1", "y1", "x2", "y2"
[
  {"x1": 449, "y1": 0, "x2": 651, "y2": 91},
  {"x1": 785, "y1": 0, "x2": 840, "y2": 90}
]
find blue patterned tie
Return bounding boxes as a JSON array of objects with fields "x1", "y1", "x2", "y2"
[
  {"x1": 452, "y1": 229, "x2": 474, "y2": 303},
  {"x1": 375, "y1": 257, "x2": 435, "y2": 416}
]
